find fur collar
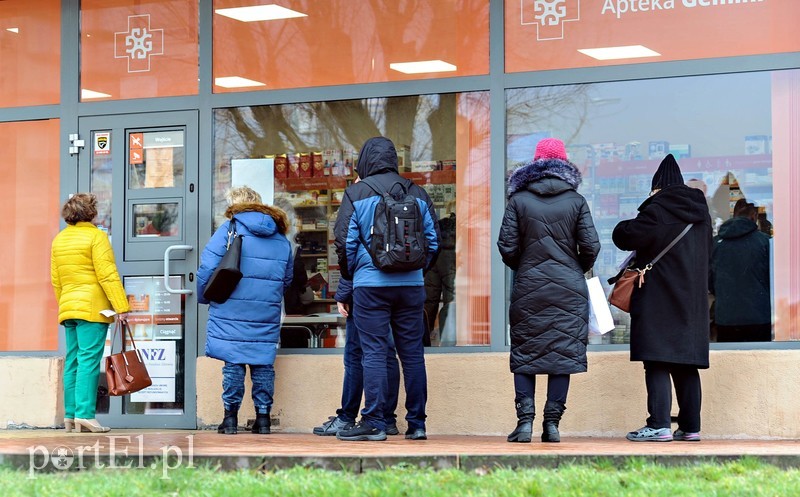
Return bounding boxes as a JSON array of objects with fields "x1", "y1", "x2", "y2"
[
  {"x1": 224, "y1": 203, "x2": 289, "y2": 235},
  {"x1": 507, "y1": 158, "x2": 582, "y2": 197}
]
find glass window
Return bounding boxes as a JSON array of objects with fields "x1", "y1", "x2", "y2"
[
  {"x1": 0, "y1": 0, "x2": 60, "y2": 107},
  {"x1": 506, "y1": 69, "x2": 800, "y2": 343},
  {"x1": 213, "y1": 92, "x2": 491, "y2": 347},
  {"x1": 128, "y1": 131, "x2": 185, "y2": 189},
  {"x1": 212, "y1": 0, "x2": 489, "y2": 92},
  {"x1": 505, "y1": 2, "x2": 800, "y2": 73},
  {"x1": 0, "y1": 120, "x2": 61, "y2": 351},
  {"x1": 91, "y1": 130, "x2": 114, "y2": 235},
  {"x1": 132, "y1": 203, "x2": 180, "y2": 238},
  {"x1": 80, "y1": 0, "x2": 199, "y2": 101}
]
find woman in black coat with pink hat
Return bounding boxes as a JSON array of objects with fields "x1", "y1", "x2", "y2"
[
  {"x1": 612, "y1": 154, "x2": 713, "y2": 442},
  {"x1": 498, "y1": 138, "x2": 600, "y2": 443}
]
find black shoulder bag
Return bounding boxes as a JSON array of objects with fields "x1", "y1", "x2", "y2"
[{"x1": 203, "y1": 218, "x2": 244, "y2": 303}]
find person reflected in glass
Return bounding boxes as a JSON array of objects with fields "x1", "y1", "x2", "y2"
[
  {"x1": 197, "y1": 186, "x2": 293, "y2": 435},
  {"x1": 423, "y1": 200, "x2": 456, "y2": 346},
  {"x1": 711, "y1": 200, "x2": 771, "y2": 342},
  {"x1": 498, "y1": 138, "x2": 600, "y2": 443},
  {"x1": 51, "y1": 193, "x2": 130, "y2": 433},
  {"x1": 312, "y1": 276, "x2": 401, "y2": 436},
  {"x1": 612, "y1": 154, "x2": 713, "y2": 442},
  {"x1": 274, "y1": 198, "x2": 311, "y2": 317}
]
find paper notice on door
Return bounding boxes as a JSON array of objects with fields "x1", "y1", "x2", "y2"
[{"x1": 144, "y1": 147, "x2": 175, "y2": 188}]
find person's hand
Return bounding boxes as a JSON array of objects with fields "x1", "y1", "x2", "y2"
[
  {"x1": 116, "y1": 312, "x2": 129, "y2": 324},
  {"x1": 337, "y1": 302, "x2": 349, "y2": 318}
]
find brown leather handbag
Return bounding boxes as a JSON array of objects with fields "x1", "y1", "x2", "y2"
[
  {"x1": 105, "y1": 321, "x2": 152, "y2": 396},
  {"x1": 608, "y1": 268, "x2": 646, "y2": 313},
  {"x1": 608, "y1": 224, "x2": 694, "y2": 313}
]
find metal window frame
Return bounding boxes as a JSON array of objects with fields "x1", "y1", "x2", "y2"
[{"x1": 1, "y1": 0, "x2": 798, "y2": 357}]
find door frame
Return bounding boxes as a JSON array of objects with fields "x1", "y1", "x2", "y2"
[{"x1": 78, "y1": 110, "x2": 199, "y2": 429}]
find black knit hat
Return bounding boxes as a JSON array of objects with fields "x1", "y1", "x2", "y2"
[{"x1": 651, "y1": 154, "x2": 684, "y2": 190}]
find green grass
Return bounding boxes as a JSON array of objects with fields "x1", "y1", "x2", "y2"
[{"x1": 2, "y1": 458, "x2": 800, "y2": 496}]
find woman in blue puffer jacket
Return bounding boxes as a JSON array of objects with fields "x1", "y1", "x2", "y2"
[{"x1": 197, "y1": 186, "x2": 293, "y2": 435}]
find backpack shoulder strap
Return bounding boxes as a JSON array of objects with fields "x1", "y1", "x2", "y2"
[{"x1": 359, "y1": 176, "x2": 383, "y2": 197}]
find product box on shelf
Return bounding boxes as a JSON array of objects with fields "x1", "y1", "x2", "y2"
[
  {"x1": 324, "y1": 149, "x2": 343, "y2": 176},
  {"x1": 745, "y1": 135, "x2": 770, "y2": 155},
  {"x1": 397, "y1": 144, "x2": 411, "y2": 172},
  {"x1": 274, "y1": 154, "x2": 288, "y2": 179},
  {"x1": 288, "y1": 154, "x2": 300, "y2": 178},
  {"x1": 648, "y1": 141, "x2": 670, "y2": 160},
  {"x1": 299, "y1": 153, "x2": 313, "y2": 178},
  {"x1": 411, "y1": 160, "x2": 438, "y2": 172},
  {"x1": 312, "y1": 152, "x2": 324, "y2": 176},
  {"x1": 441, "y1": 159, "x2": 456, "y2": 171}
]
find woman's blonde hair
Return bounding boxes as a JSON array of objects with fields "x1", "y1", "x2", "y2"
[
  {"x1": 226, "y1": 186, "x2": 262, "y2": 205},
  {"x1": 61, "y1": 193, "x2": 98, "y2": 225}
]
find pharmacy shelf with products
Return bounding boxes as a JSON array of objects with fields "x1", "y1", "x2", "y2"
[
  {"x1": 271, "y1": 149, "x2": 457, "y2": 319},
  {"x1": 584, "y1": 150, "x2": 773, "y2": 345}
]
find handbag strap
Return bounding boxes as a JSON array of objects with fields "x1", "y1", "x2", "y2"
[
  {"x1": 109, "y1": 320, "x2": 139, "y2": 354},
  {"x1": 647, "y1": 224, "x2": 693, "y2": 268},
  {"x1": 226, "y1": 218, "x2": 238, "y2": 249}
]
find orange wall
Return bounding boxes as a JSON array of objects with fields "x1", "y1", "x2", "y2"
[
  {"x1": 80, "y1": 0, "x2": 198, "y2": 101},
  {"x1": 213, "y1": 0, "x2": 489, "y2": 92},
  {"x1": 507, "y1": 0, "x2": 800, "y2": 73},
  {"x1": 0, "y1": 120, "x2": 61, "y2": 351},
  {"x1": 0, "y1": 0, "x2": 60, "y2": 107}
]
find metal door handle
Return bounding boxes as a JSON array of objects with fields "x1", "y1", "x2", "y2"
[{"x1": 164, "y1": 245, "x2": 194, "y2": 294}]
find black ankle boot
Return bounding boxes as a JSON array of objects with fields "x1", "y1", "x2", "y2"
[
  {"x1": 217, "y1": 409, "x2": 238, "y2": 435},
  {"x1": 251, "y1": 412, "x2": 271, "y2": 434},
  {"x1": 541, "y1": 400, "x2": 566, "y2": 443},
  {"x1": 507, "y1": 397, "x2": 534, "y2": 443}
]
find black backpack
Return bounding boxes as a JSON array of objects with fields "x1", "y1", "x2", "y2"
[{"x1": 359, "y1": 177, "x2": 429, "y2": 272}]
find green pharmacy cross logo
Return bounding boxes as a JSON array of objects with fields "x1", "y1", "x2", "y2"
[{"x1": 114, "y1": 14, "x2": 164, "y2": 73}]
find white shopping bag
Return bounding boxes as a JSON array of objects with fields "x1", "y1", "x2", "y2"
[{"x1": 587, "y1": 276, "x2": 615, "y2": 335}]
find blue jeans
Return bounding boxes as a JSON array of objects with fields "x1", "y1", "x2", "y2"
[
  {"x1": 222, "y1": 362, "x2": 275, "y2": 414},
  {"x1": 336, "y1": 315, "x2": 400, "y2": 424},
  {"x1": 354, "y1": 286, "x2": 427, "y2": 432}
]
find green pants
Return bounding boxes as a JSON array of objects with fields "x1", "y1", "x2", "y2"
[{"x1": 63, "y1": 319, "x2": 108, "y2": 419}]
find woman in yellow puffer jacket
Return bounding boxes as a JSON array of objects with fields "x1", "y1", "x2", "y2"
[{"x1": 51, "y1": 193, "x2": 130, "y2": 433}]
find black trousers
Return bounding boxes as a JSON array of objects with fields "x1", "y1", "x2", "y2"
[
  {"x1": 644, "y1": 361, "x2": 702, "y2": 432},
  {"x1": 513, "y1": 373, "x2": 570, "y2": 404}
]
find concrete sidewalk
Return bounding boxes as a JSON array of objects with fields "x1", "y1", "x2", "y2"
[{"x1": 2, "y1": 430, "x2": 800, "y2": 472}]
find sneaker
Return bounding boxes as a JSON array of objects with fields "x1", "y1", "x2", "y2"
[
  {"x1": 404, "y1": 428, "x2": 427, "y2": 440},
  {"x1": 313, "y1": 416, "x2": 354, "y2": 436},
  {"x1": 626, "y1": 426, "x2": 673, "y2": 442},
  {"x1": 673, "y1": 429, "x2": 701, "y2": 442},
  {"x1": 385, "y1": 421, "x2": 400, "y2": 436},
  {"x1": 336, "y1": 421, "x2": 387, "y2": 442}
]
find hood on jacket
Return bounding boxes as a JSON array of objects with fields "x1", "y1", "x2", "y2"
[
  {"x1": 224, "y1": 202, "x2": 288, "y2": 236},
  {"x1": 356, "y1": 136, "x2": 399, "y2": 180},
  {"x1": 640, "y1": 184, "x2": 708, "y2": 224},
  {"x1": 507, "y1": 158, "x2": 582, "y2": 197},
  {"x1": 718, "y1": 216, "x2": 759, "y2": 240}
]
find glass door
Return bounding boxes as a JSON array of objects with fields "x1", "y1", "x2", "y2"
[{"x1": 78, "y1": 111, "x2": 198, "y2": 428}]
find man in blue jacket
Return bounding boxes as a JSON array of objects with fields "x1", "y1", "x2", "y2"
[{"x1": 333, "y1": 136, "x2": 440, "y2": 441}]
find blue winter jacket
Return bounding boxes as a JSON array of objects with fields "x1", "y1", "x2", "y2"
[
  {"x1": 334, "y1": 136, "x2": 440, "y2": 288},
  {"x1": 197, "y1": 203, "x2": 293, "y2": 366}
]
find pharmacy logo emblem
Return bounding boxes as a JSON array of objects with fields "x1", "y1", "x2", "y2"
[
  {"x1": 114, "y1": 14, "x2": 164, "y2": 73},
  {"x1": 521, "y1": 0, "x2": 581, "y2": 41}
]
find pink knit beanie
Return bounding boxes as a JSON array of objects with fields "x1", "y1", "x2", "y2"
[{"x1": 534, "y1": 138, "x2": 568, "y2": 161}]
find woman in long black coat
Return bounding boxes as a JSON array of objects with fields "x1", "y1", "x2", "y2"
[
  {"x1": 612, "y1": 154, "x2": 712, "y2": 442},
  {"x1": 498, "y1": 138, "x2": 600, "y2": 443}
]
